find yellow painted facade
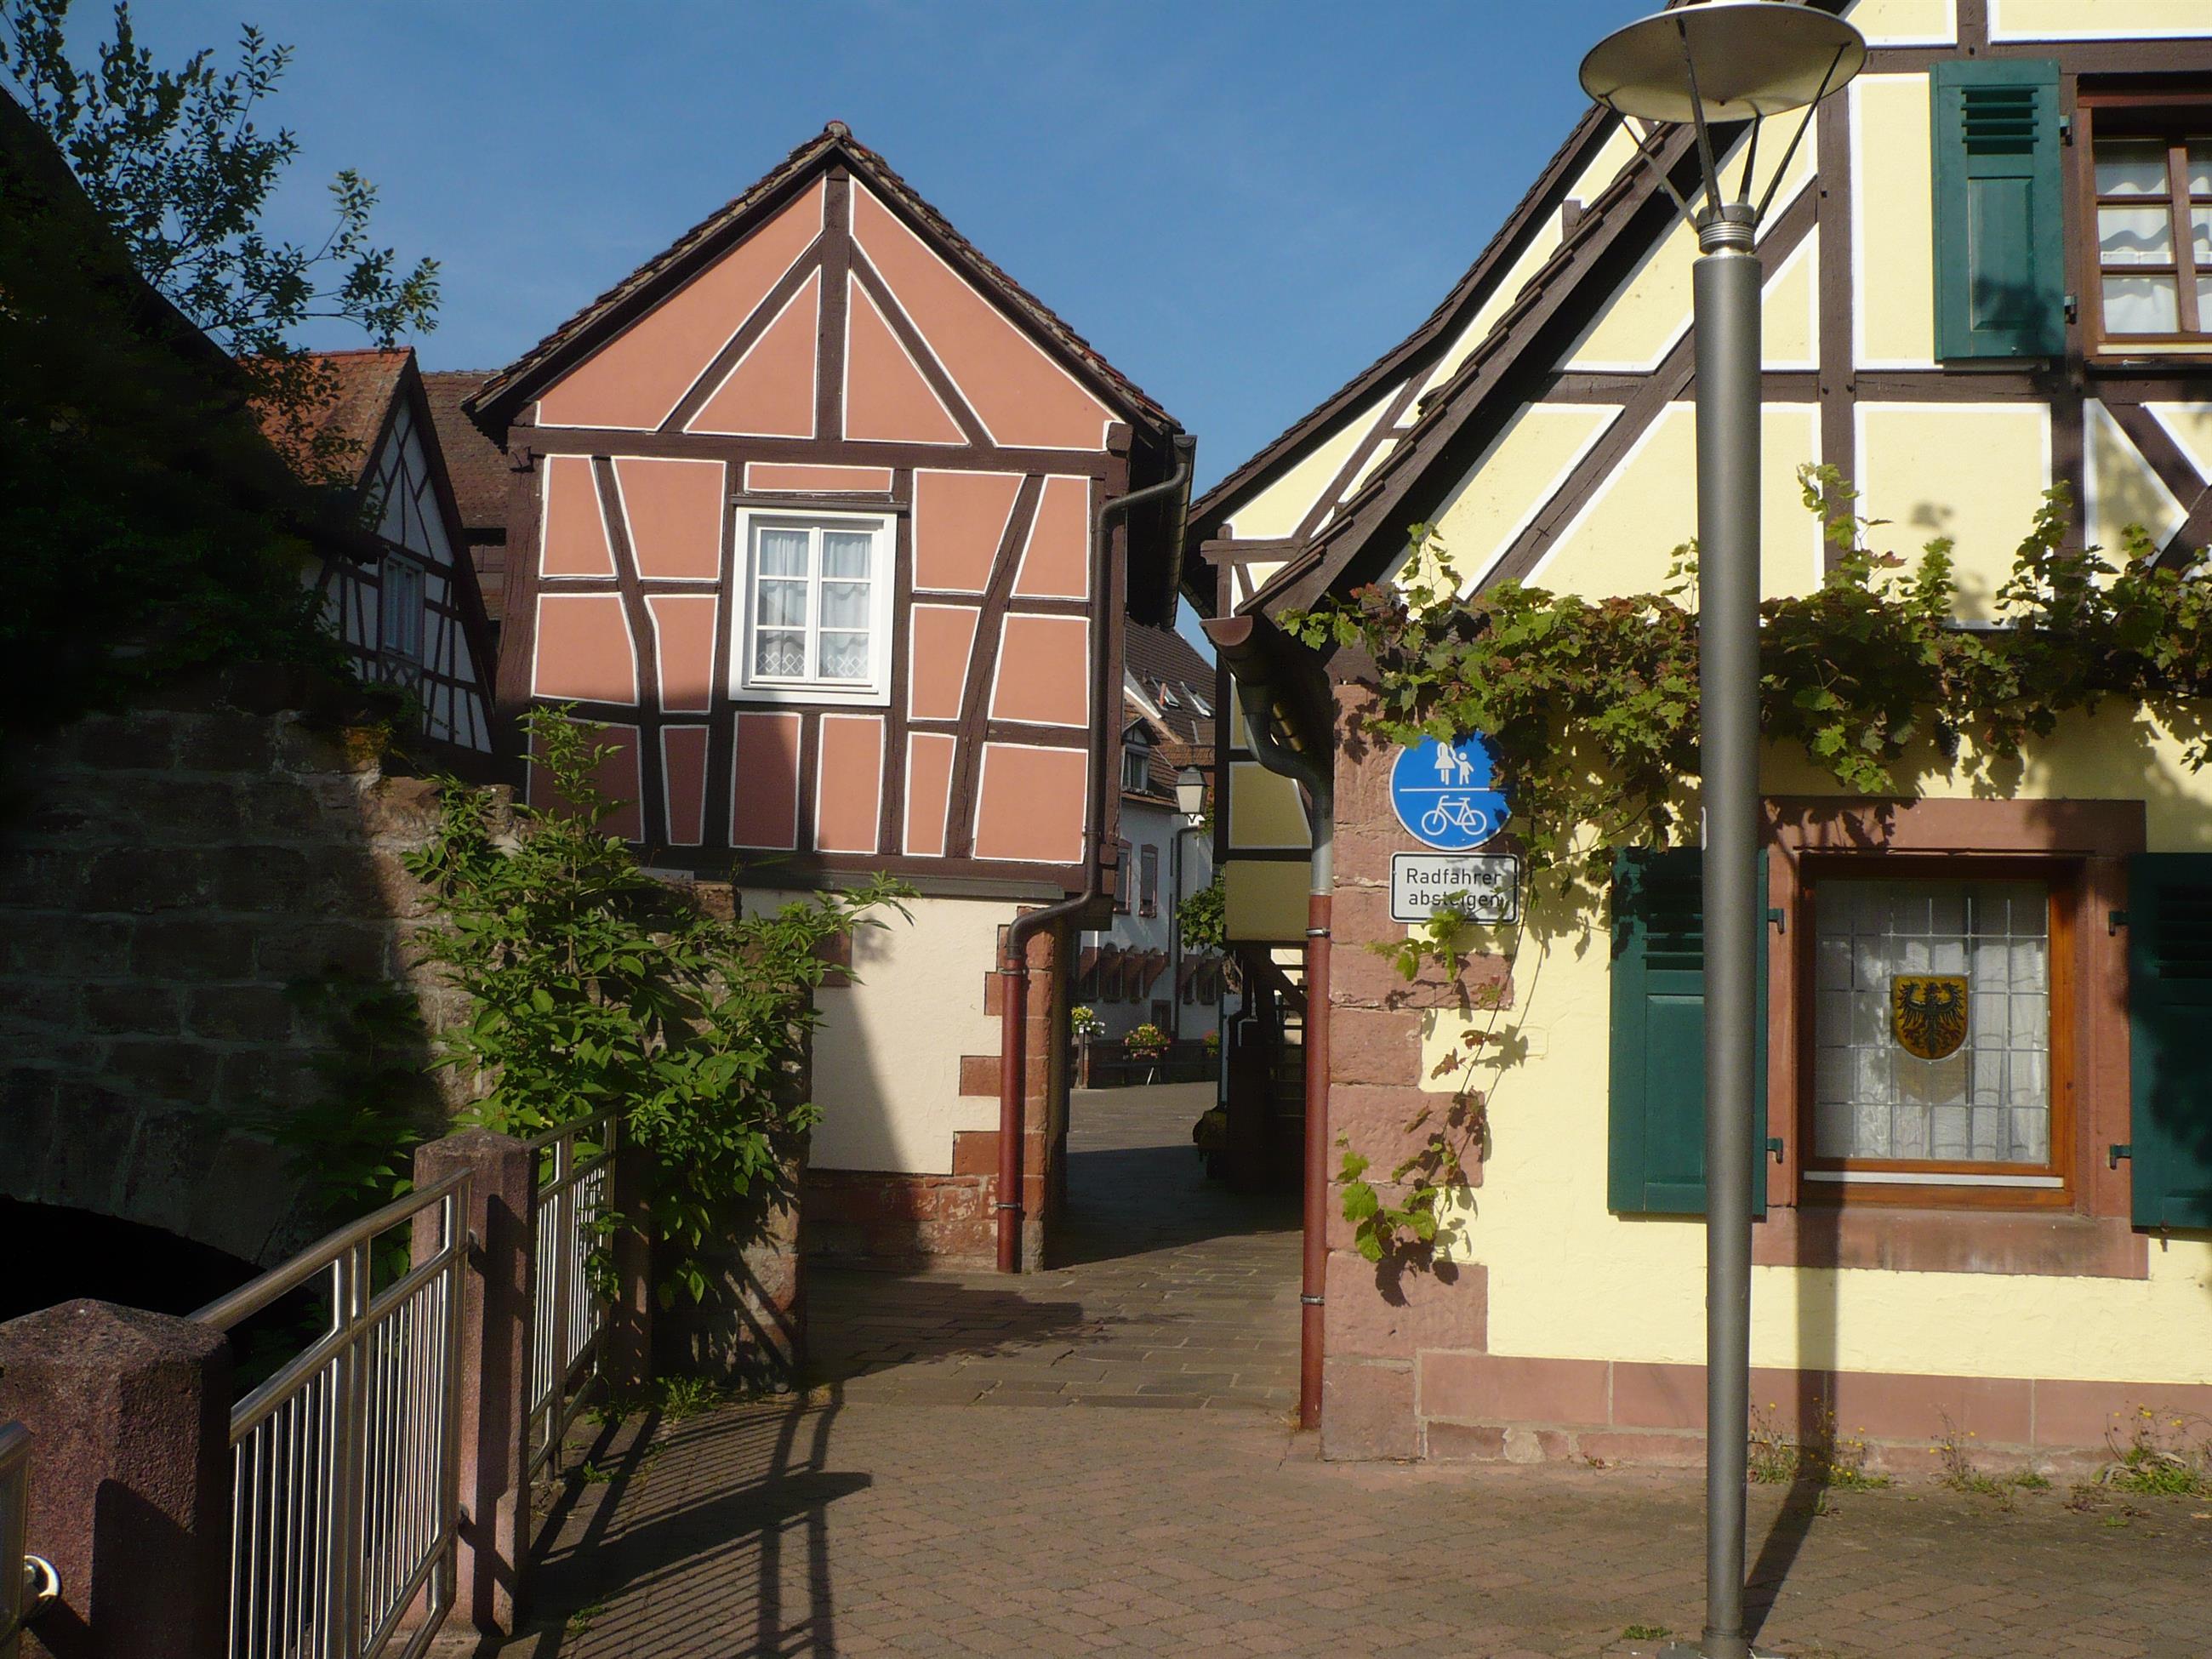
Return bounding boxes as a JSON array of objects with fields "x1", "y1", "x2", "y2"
[
  {"x1": 1846, "y1": 0, "x2": 1958, "y2": 46},
  {"x1": 1856, "y1": 402, "x2": 2051, "y2": 616},
  {"x1": 2086, "y1": 402, "x2": 2190, "y2": 555},
  {"x1": 1417, "y1": 712, "x2": 2212, "y2": 1386},
  {"x1": 1564, "y1": 127, "x2": 1816, "y2": 374},
  {"x1": 1429, "y1": 404, "x2": 1622, "y2": 586},
  {"x1": 1533, "y1": 403, "x2": 1824, "y2": 601},
  {"x1": 1991, "y1": 0, "x2": 2212, "y2": 42},
  {"x1": 1852, "y1": 73, "x2": 1938, "y2": 369},
  {"x1": 1223, "y1": 858, "x2": 1310, "y2": 944},
  {"x1": 1225, "y1": 391, "x2": 1391, "y2": 540},
  {"x1": 2149, "y1": 403, "x2": 2212, "y2": 484}
]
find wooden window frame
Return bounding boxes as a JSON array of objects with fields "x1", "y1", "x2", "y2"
[
  {"x1": 1758, "y1": 797, "x2": 2150, "y2": 1280},
  {"x1": 1794, "y1": 853, "x2": 2078, "y2": 1212},
  {"x1": 379, "y1": 553, "x2": 425, "y2": 664},
  {"x1": 2075, "y1": 90, "x2": 2212, "y2": 356}
]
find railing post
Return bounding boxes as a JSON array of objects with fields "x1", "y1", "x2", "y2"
[
  {"x1": 413, "y1": 1129, "x2": 533, "y2": 1635},
  {"x1": 605, "y1": 1130, "x2": 655, "y2": 1397},
  {"x1": 0, "y1": 1300, "x2": 231, "y2": 1658}
]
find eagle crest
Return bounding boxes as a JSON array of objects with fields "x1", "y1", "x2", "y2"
[{"x1": 1890, "y1": 974, "x2": 1969, "y2": 1061}]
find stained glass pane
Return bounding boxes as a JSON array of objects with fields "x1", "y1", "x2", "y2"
[
  {"x1": 2105, "y1": 273, "x2": 2181, "y2": 334},
  {"x1": 823, "y1": 532, "x2": 872, "y2": 579},
  {"x1": 818, "y1": 630, "x2": 869, "y2": 680},
  {"x1": 1811, "y1": 879, "x2": 2049, "y2": 1166},
  {"x1": 753, "y1": 630, "x2": 806, "y2": 677},
  {"x1": 2095, "y1": 140, "x2": 2169, "y2": 197},
  {"x1": 757, "y1": 527, "x2": 809, "y2": 578},
  {"x1": 2099, "y1": 204, "x2": 2173, "y2": 265}
]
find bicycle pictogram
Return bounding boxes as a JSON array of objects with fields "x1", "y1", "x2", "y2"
[{"x1": 1419, "y1": 796, "x2": 1492, "y2": 842}]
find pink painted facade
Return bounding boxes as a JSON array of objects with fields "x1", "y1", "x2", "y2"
[{"x1": 471, "y1": 127, "x2": 1186, "y2": 890}]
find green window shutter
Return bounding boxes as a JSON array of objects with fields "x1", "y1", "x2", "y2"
[
  {"x1": 1608, "y1": 847, "x2": 1769, "y2": 1217},
  {"x1": 1930, "y1": 59, "x2": 2066, "y2": 360},
  {"x1": 2126, "y1": 855, "x2": 2212, "y2": 1231}
]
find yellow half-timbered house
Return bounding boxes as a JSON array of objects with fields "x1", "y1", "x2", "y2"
[{"x1": 1198, "y1": 0, "x2": 2212, "y2": 1466}]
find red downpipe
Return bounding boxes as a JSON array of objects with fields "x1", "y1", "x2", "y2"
[
  {"x1": 996, "y1": 436, "x2": 1194, "y2": 1274},
  {"x1": 1300, "y1": 892, "x2": 1332, "y2": 1430}
]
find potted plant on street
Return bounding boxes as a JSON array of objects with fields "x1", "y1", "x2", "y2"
[
  {"x1": 1124, "y1": 1021, "x2": 1169, "y2": 1084},
  {"x1": 1071, "y1": 1004, "x2": 1105, "y2": 1086}
]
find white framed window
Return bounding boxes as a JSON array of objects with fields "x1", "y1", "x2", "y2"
[
  {"x1": 1120, "y1": 743, "x2": 1151, "y2": 794},
  {"x1": 379, "y1": 555, "x2": 425, "y2": 664},
  {"x1": 732, "y1": 510, "x2": 894, "y2": 704}
]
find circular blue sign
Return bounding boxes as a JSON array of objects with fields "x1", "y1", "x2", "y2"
[{"x1": 1389, "y1": 734, "x2": 1509, "y2": 851}]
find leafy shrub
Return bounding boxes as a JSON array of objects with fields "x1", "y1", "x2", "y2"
[{"x1": 405, "y1": 709, "x2": 909, "y2": 1304}]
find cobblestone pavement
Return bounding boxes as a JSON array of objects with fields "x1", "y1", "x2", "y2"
[
  {"x1": 495, "y1": 1087, "x2": 2212, "y2": 1656},
  {"x1": 808, "y1": 1084, "x2": 1303, "y2": 1413}
]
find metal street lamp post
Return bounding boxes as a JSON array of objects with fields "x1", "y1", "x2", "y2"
[{"x1": 1578, "y1": 6, "x2": 1864, "y2": 1656}]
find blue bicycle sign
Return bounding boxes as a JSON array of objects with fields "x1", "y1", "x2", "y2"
[{"x1": 1389, "y1": 734, "x2": 1509, "y2": 852}]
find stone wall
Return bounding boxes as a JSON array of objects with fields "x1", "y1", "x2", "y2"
[
  {"x1": 0, "y1": 666, "x2": 467, "y2": 1267},
  {"x1": 1321, "y1": 685, "x2": 1503, "y2": 1462}
]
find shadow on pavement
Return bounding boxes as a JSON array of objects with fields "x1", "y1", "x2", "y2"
[{"x1": 505, "y1": 1393, "x2": 867, "y2": 1658}]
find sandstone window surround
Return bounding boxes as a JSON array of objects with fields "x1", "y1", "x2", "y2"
[{"x1": 1758, "y1": 796, "x2": 2147, "y2": 1280}]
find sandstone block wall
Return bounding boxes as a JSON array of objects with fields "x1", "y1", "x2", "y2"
[{"x1": 0, "y1": 667, "x2": 472, "y2": 1267}]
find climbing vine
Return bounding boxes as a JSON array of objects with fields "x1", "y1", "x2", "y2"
[
  {"x1": 1288, "y1": 470, "x2": 2212, "y2": 1263},
  {"x1": 1286, "y1": 467, "x2": 2212, "y2": 892}
]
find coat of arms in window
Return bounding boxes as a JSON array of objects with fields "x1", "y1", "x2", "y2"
[{"x1": 1890, "y1": 974, "x2": 1970, "y2": 1061}]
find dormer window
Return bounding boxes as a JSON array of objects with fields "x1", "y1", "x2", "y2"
[{"x1": 1121, "y1": 743, "x2": 1151, "y2": 794}]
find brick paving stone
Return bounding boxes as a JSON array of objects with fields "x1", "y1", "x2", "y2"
[{"x1": 496, "y1": 1085, "x2": 2212, "y2": 1657}]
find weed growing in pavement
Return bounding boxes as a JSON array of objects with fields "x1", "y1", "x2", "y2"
[
  {"x1": 2102, "y1": 1406, "x2": 2211, "y2": 1499},
  {"x1": 588, "y1": 1373, "x2": 735, "y2": 1430},
  {"x1": 1927, "y1": 1412, "x2": 2049, "y2": 1505},
  {"x1": 1748, "y1": 1405, "x2": 1890, "y2": 1490},
  {"x1": 566, "y1": 1596, "x2": 611, "y2": 1636},
  {"x1": 1622, "y1": 1625, "x2": 1670, "y2": 1643}
]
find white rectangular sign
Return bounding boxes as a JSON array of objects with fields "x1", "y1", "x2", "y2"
[{"x1": 1389, "y1": 852, "x2": 1520, "y2": 925}]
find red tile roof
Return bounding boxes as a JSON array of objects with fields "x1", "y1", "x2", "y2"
[
  {"x1": 419, "y1": 370, "x2": 509, "y2": 534},
  {"x1": 254, "y1": 347, "x2": 410, "y2": 485}
]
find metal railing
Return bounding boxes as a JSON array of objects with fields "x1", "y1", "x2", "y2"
[
  {"x1": 525, "y1": 1114, "x2": 614, "y2": 1479},
  {"x1": 1, "y1": 1423, "x2": 57, "y2": 1659},
  {"x1": 195, "y1": 1174, "x2": 470, "y2": 1659}
]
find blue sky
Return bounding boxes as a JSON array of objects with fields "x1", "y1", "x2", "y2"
[{"x1": 119, "y1": 3, "x2": 1656, "y2": 485}]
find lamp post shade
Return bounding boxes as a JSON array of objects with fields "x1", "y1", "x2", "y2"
[
  {"x1": 1579, "y1": 1, "x2": 1866, "y2": 125},
  {"x1": 1175, "y1": 766, "x2": 1206, "y2": 819}
]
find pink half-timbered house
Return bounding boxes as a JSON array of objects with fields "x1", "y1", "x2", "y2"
[{"x1": 465, "y1": 123, "x2": 1190, "y2": 1268}]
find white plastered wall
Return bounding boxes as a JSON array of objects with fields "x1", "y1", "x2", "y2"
[{"x1": 746, "y1": 888, "x2": 1018, "y2": 1174}]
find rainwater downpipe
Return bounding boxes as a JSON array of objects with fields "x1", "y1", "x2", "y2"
[
  {"x1": 996, "y1": 435, "x2": 1195, "y2": 1274},
  {"x1": 1235, "y1": 707, "x2": 1332, "y2": 1431}
]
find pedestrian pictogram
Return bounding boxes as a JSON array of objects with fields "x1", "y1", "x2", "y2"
[{"x1": 1388, "y1": 734, "x2": 1509, "y2": 852}]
